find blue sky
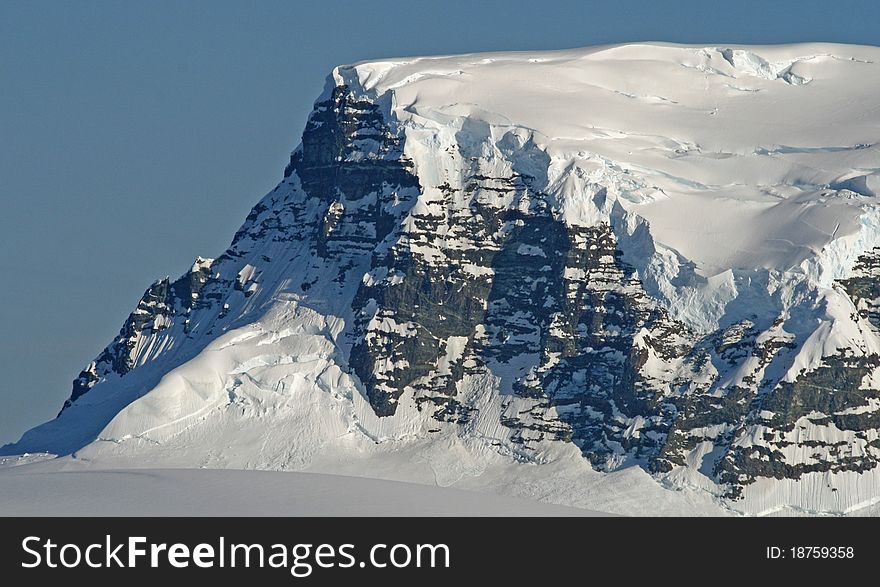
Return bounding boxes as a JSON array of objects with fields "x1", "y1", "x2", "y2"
[{"x1": 2, "y1": 0, "x2": 880, "y2": 444}]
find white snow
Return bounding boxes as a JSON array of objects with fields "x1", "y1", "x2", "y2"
[
  {"x1": 516, "y1": 244, "x2": 546, "y2": 257},
  {"x1": 0, "y1": 466, "x2": 603, "y2": 517}
]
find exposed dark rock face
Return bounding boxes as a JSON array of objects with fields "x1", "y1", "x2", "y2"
[
  {"x1": 708, "y1": 251, "x2": 880, "y2": 497},
  {"x1": 291, "y1": 86, "x2": 419, "y2": 270},
  {"x1": 62, "y1": 84, "x2": 422, "y2": 413},
  {"x1": 840, "y1": 247, "x2": 880, "y2": 329},
  {"x1": 63, "y1": 258, "x2": 214, "y2": 413},
  {"x1": 504, "y1": 222, "x2": 693, "y2": 465},
  {"x1": 718, "y1": 354, "x2": 880, "y2": 497}
]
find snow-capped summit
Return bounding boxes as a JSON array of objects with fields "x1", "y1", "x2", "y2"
[{"x1": 7, "y1": 43, "x2": 880, "y2": 515}]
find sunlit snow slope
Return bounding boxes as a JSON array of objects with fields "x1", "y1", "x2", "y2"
[{"x1": 7, "y1": 43, "x2": 880, "y2": 516}]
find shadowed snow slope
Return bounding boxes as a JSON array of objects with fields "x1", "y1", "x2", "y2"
[{"x1": 7, "y1": 43, "x2": 880, "y2": 516}]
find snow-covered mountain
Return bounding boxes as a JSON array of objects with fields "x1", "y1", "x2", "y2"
[{"x1": 8, "y1": 42, "x2": 880, "y2": 515}]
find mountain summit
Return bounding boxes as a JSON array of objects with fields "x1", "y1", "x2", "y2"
[{"x1": 9, "y1": 43, "x2": 880, "y2": 515}]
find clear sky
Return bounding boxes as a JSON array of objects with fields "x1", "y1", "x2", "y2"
[{"x1": 2, "y1": 0, "x2": 880, "y2": 445}]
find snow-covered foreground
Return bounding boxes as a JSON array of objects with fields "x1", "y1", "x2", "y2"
[
  {"x1": 0, "y1": 464, "x2": 603, "y2": 517},
  {"x1": 0, "y1": 447, "x2": 728, "y2": 516}
]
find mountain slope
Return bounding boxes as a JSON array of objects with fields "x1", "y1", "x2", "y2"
[{"x1": 8, "y1": 42, "x2": 880, "y2": 515}]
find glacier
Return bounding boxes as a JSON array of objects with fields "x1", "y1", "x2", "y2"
[{"x1": 6, "y1": 42, "x2": 880, "y2": 516}]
